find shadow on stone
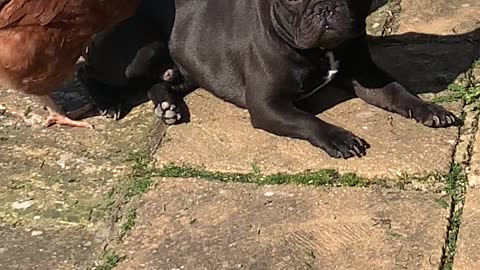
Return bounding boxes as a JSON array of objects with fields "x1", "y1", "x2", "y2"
[{"x1": 299, "y1": 28, "x2": 480, "y2": 114}]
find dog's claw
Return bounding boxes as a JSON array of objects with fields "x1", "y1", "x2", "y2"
[
  {"x1": 405, "y1": 102, "x2": 458, "y2": 128},
  {"x1": 450, "y1": 116, "x2": 456, "y2": 124},
  {"x1": 408, "y1": 109, "x2": 413, "y2": 119},
  {"x1": 319, "y1": 129, "x2": 368, "y2": 159}
]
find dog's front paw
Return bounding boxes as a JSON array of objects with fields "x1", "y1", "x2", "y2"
[
  {"x1": 316, "y1": 128, "x2": 370, "y2": 159},
  {"x1": 97, "y1": 102, "x2": 126, "y2": 121},
  {"x1": 154, "y1": 101, "x2": 182, "y2": 125},
  {"x1": 406, "y1": 102, "x2": 457, "y2": 127}
]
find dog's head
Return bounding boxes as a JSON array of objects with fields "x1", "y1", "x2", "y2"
[{"x1": 270, "y1": 0, "x2": 372, "y2": 49}]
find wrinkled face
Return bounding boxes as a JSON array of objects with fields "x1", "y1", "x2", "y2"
[{"x1": 271, "y1": 0, "x2": 372, "y2": 49}]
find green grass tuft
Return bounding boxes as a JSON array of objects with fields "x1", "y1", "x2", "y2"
[
  {"x1": 120, "y1": 208, "x2": 137, "y2": 236},
  {"x1": 440, "y1": 163, "x2": 467, "y2": 270},
  {"x1": 432, "y1": 83, "x2": 480, "y2": 104},
  {"x1": 158, "y1": 164, "x2": 369, "y2": 187},
  {"x1": 433, "y1": 61, "x2": 480, "y2": 105},
  {"x1": 95, "y1": 253, "x2": 124, "y2": 270},
  {"x1": 125, "y1": 151, "x2": 155, "y2": 198}
]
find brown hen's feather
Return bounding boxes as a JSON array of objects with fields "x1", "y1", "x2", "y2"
[{"x1": 0, "y1": 0, "x2": 140, "y2": 95}]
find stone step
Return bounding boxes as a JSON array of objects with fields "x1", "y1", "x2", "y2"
[
  {"x1": 0, "y1": 225, "x2": 97, "y2": 270},
  {"x1": 116, "y1": 178, "x2": 450, "y2": 270}
]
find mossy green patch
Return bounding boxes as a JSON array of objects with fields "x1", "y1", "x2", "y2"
[
  {"x1": 158, "y1": 164, "x2": 375, "y2": 187},
  {"x1": 95, "y1": 252, "x2": 124, "y2": 270},
  {"x1": 433, "y1": 61, "x2": 480, "y2": 105},
  {"x1": 125, "y1": 151, "x2": 156, "y2": 198},
  {"x1": 120, "y1": 208, "x2": 136, "y2": 237},
  {"x1": 432, "y1": 83, "x2": 480, "y2": 104}
]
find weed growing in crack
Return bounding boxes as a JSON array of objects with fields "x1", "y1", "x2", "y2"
[
  {"x1": 433, "y1": 62, "x2": 480, "y2": 105},
  {"x1": 432, "y1": 83, "x2": 479, "y2": 104},
  {"x1": 120, "y1": 208, "x2": 137, "y2": 237},
  {"x1": 95, "y1": 252, "x2": 124, "y2": 270},
  {"x1": 440, "y1": 163, "x2": 467, "y2": 270},
  {"x1": 158, "y1": 164, "x2": 372, "y2": 187},
  {"x1": 125, "y1": 151, "x2": 155, "y2": 198}
]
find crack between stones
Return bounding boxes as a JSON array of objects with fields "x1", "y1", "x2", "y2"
[
  {"x1": 380, "y1": 0, "x2": 402, "y2": 37},
  {"x1": 439, "y1": 70, "x2": 480, "y2": 269}
]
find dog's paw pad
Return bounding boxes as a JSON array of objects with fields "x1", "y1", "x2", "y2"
[
  {"x1": 155, "y1": 101, "x2": 182, "y2": 125},
  {"x1": 161, "y1": 101, "x2": 170, "y2": 110}
]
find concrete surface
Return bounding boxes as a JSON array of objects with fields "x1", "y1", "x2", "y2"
[
  {"x1": 155, "y1": 90, "x2": 460, "y2": 178},
  {"x1": 453, "y1": 188, "x2": 480, "y2": 270},
  {"x1": 116, "y1": 178, "x2": 450, "y2": 270},
  {"x1": 154, "y1": 0, "x2": 480, "y2": 179},
  {"x1": 0, "y1": 77, "x2": 157, "y2": 269},
  {"x1": 0, "y1": 225, "x2": 96, "y2": 270},
  {"x1": 397, "y1": 0, "x2": 480, "y2": 35},
  {"x1": 0, "y1": 0, "x2": 479, "y2": 269}
]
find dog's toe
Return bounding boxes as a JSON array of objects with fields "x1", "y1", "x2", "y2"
[
  {"x1": 161, "y1": 101, "x2": 170, "y2": 110},
  {"x1": 101, "y1": 103, "x2": 124, "y2": 121},
  {"x1": 410, "y1": 102, "x2": 458, "y2": 127},
  {"x1": 320, "y1": 129, "x2": 368, "y2": 159},
  {"x1": 164, "y1": 109, "x2": 176, "y2": 119}
]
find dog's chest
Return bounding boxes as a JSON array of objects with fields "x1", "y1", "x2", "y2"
[{"x1": 297, "y1": 52, "x2": 340, "y2": 100}]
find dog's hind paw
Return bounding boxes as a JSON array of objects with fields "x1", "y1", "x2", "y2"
[{"x1": 155, "y1": 101, "x2": 182, "y2": 125}]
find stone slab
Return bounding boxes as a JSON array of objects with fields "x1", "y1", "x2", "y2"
[
  {"x1": 465, "y1": 64, "x2": 480, "y2": 187},
  {"x1": 466, "y1": 116, "x2": 480, "y2": 186},
  {"x1": 397, "y1": 0, "x2": 480, "y2": 35},
  {"x1": 155, "y1": 89, "x2": 460, "y2": 178},
  {"x1": 0, "y1": 225, "x2": 96, "y2": 270},
  {"x1": 155, "y1": 1, "x2": 478, "y2": 178},
  {"x1": 0, "y1": 77, "x2": 158, "y2": 268},
  {"x1": 116, "y1": 178, "x2": 450, "y2": 270},
  {"x1": 0, "y1": 77, "x2": 155, "y2": 228},
  {"x1": 453, "y1": 188, "x2": 480, "y2": 270}
]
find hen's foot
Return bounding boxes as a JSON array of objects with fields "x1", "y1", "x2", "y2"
[{"x1": 45, "y1": 112, "x2": 94, "y2": 129}]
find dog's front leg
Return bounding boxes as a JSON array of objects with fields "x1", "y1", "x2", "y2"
[
  {"x1": 341, "y1": 37, "x2": 457, "y2": 127},
  {"x1": 246, "y1": 75, "x2": 369, "y2": 158}
]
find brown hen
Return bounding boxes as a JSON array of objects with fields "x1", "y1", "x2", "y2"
[{"x1": 0, "y1": 0, "x2": 141, "y2": 128}]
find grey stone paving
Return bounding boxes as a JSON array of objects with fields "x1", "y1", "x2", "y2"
[
  {"x1": 0, "y1": 225, "x2": 96, "y2": 270},
  {"x1": 0, "y1": 0, "x2": 479, "y2": 269},
  {"x1": 454, "y1": 189, "x2": 480, "y2": 270},
  {"x1": 156, "y1": 90, "x2": 461, "y2": 178},
  {"x1": 116, "y1": 178, "x2": 449, "y2": 270}
]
